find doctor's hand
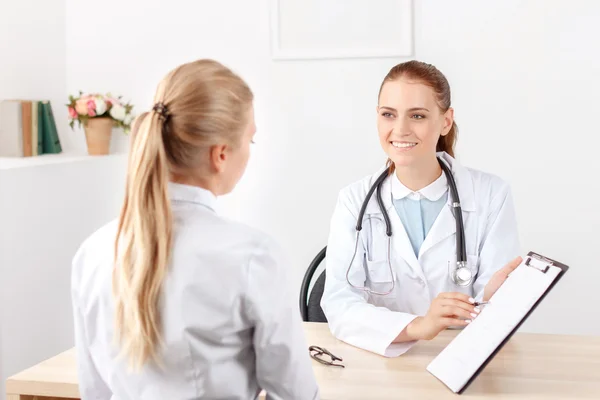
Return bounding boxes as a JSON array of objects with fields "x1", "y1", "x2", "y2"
[
  {"x1": 405, "y1": 293, "x2": 478, "y2": 341},
  {"x1": 482, "y1": 256, "x2": 523, "y2": 302}
]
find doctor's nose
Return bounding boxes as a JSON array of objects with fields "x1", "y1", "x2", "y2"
[{"x1": 392, "y1": 119, "x2": 412, "y2": 137}]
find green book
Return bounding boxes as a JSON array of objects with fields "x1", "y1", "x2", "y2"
[
  {"x1": 39, "y1": 101, "x2": 62, "y2": 154},
  {"x1": 36, "y1": 101, "x2": 43, "y2": 154}
]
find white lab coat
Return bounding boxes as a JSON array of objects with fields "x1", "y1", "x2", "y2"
[
  {"x1": 321, "y1": 152, "x2": 520, "y2": 357},
  {"x1": 71, "y1": 182, "x2": 319, "y2": 400}
]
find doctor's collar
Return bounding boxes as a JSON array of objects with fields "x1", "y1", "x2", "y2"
[
  {"x1": 391, "y1": 171, "x2": 448, "y2": 202},
  {"x1": 379, "y1": 152, "x2": 476, "y2": 212}
]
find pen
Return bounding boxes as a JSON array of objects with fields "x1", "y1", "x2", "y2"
[{"x1": 474, "y1": 301, "x2": 491, "y2": 307}]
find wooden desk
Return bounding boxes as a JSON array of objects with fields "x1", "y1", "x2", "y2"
[
  {"x1": 5, "y1": 347, "x2": 78, "y2": 400},
  {"x1": 6, "y1": 323, "x2": 600, "y2": 399}
]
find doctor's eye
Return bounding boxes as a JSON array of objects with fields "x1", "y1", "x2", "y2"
[
  {"x1": 411, "y1": 114, "x2": 425, "y2": 120},
  {"x1": 381, "y1": 112, "x2": 394, "y2": 118}
]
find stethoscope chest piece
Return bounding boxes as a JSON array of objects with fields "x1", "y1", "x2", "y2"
[{"x1": 450, "y1": 261, "x2": 474, "y2": 287}]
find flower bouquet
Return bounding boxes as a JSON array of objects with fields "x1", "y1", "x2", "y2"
[{"x1": 67, "y1": 92, "x2": 134, "y2": 155}]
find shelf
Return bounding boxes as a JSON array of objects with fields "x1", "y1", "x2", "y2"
[{"x1": 0, "y1": 152, "x2": 127, "y2": 170}]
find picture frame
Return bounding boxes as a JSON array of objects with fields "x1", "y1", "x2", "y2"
[{"x1": 269, "y1": 0, "x2": 413, "y2": 60}]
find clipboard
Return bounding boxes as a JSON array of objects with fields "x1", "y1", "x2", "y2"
[{"x1": 426, "y1": 251, "x2": 569, "y2": 394}]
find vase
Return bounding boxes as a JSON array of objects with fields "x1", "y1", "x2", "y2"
[{"x1": 84, "y1": 117, "x2": 113, "y2": 155}]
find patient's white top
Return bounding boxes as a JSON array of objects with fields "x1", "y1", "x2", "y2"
[{"x1": 71, "y1": 182, "x2": 319, "y2": 400}]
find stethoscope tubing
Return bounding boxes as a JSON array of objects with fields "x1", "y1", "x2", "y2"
[{"x1": 345, "y1": 157, "x2": 473, "y2": 294}]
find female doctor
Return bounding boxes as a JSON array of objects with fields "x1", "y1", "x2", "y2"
[
  {"x1": 321, "y1": 60, "x2": 522, "y2": 357},
  {"x1": 70, "y1": 59, "x2": 318, "y2": 399}
]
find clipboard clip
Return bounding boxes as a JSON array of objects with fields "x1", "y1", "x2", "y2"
[{"x1": 525, "y1": 253, "x2": 553, "y2": 273}]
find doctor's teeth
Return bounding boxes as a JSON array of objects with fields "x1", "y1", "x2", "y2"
[{"x1": 392, "y1": 142, "x2": 416, "y2": 148}]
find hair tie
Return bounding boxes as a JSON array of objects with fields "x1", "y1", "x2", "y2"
[{"x1": 152, "y1": 102, "x2": 169, "y2": 120}]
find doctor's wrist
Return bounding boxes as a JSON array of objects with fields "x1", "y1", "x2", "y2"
[
  {"x1": 393, "y1": 317, "x2": 423, "y2": 343},
  {"x1": 404, "y1": 317, "x2": 425, "y2": 341}
]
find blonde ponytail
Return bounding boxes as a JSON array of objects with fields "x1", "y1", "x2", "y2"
[
  {"x1": 113, "y1": 111, "x2": 172, "y2": 371},
  {"x1": 112, "y1": 59, "x2": 253, "y2": 371}
]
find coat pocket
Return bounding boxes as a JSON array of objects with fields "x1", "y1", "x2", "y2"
[{"x1": 365, "y1": 259, "x2": 397, "y2": 298}]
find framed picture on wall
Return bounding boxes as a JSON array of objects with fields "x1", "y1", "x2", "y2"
[{"x1": 269, "y1": 0, "x2": 413, "y2": 60}]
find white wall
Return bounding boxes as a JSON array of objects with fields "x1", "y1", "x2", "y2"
[
  {"x1": 0, "y1": 0, "x2": 66, "y2": 397},
  {"x1": 0, "y1": 0, "x2": 69, "y2": 150},
  {"x1": 65, "y1": 0, "x2": 600, "y2": 336},
  {"x1": 0, "y1": 155, "x2": 127, "y2": 400}
]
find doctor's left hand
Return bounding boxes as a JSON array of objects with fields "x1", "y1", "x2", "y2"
[{"x1": 482, "y1": 256, "x2": 523, "y2": 302}]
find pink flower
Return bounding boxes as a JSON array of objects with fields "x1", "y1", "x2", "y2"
[
  {"x1": 87, "y1": 99, "x2": 96, "y2": 117},
  {"x1": 75, "y1": 98, "x2": 88, "y2": 115},
  {"x1": 68, "y1": 106, "x2": 77, "y2": 119}
]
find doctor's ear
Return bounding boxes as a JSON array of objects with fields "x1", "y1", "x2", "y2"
[{"x1": 440, "y1": 107, "x2": 454, "y2": 137}]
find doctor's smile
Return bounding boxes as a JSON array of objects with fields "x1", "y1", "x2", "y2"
[{"x1": 391, "y1": 141, "x2": 418, "y2": 150}]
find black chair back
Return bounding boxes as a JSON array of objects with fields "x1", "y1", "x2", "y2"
[{"x1": 299, "y1": 246, "x2": 328, "y2": 322}]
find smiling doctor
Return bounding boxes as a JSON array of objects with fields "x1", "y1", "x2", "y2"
[{"x1": 321, "y1": 60, "x2": 522, "y2": 357}]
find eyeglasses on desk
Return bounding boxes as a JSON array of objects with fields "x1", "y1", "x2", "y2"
[{"x1": 309, "y1": 345, "x2": 344, "y2": 368}]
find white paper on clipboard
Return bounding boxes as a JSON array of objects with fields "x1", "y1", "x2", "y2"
[{"x1": 426, "y1": 252, "x2": 568, "y2": 394}]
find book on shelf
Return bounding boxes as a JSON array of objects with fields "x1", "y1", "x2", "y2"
[{"x1": 0, "y1": 99, "x2": 62, "y2": 157}]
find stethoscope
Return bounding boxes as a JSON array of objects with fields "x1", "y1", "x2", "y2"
[{"x1": 345, "y1": 157, "x2": 472, "y2": 296}]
